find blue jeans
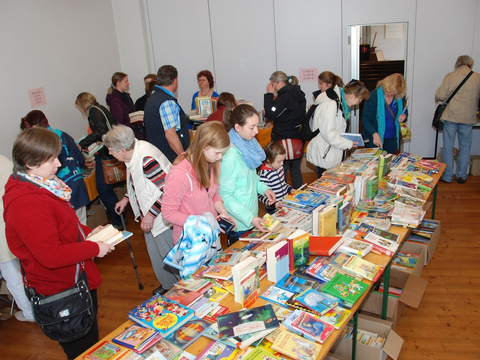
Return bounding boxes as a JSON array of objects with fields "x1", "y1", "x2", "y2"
[{"x1": 442, "y1": 121, "x2": 473, "y2": 181}]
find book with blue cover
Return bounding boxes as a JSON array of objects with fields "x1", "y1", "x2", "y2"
[
  {"x1": 294, "y1": 288, "x2": 339, "y2": 315},
  {"x1": 283, "y1": 190, "x2": 330, "y2": 207}
]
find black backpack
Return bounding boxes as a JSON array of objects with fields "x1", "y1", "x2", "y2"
[
  {"x1": 300, "y1": 88, "x2": 343, "y2": 142},
  {"x1": 299, "y1": 104, "x2": 319, "y2": 142}
]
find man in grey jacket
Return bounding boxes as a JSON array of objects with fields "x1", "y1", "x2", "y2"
[{"x1": 436, "y1": 55, "x2": 480, "y2": 184}]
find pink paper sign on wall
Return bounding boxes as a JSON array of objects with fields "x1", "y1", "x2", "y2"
[
  {"x1": 29, "y1": 87, "x2": 47, "y2": 108},
  {"x1": 299, "y1": 68, "x2": 318, "y2": 82}
]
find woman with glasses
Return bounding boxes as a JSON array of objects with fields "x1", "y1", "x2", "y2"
[{"x1": 361, "y1": 73, "x2": 408, "y2": 154}]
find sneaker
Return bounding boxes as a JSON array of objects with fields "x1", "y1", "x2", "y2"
[
  {"x1": 14, "y1": 311, "x2": 35, "y2": 323},
  {"x1": 457, "y1": 177, "x2": 467, "y2": 184}
]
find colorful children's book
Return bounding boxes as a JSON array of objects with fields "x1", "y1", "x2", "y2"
[
  {"x1": 275, "y1": 272, "x2": 322, "y2": 294},
  {"x1": 341, "y1": 255, "x2": 384, "y2": 282},
  {"x1": 338, "y1": 200, "x2": 353, "y2": 235},
  {"x1": 208, "y1": 252, "x2": 243, "y2": 266},
  {"x1": 260, "y1": 285, "x2": 295, "y2": 308},
  {"x1": 319, "y1": 305, "x2": 352, "y2": 329},
  {"x1": 203, "y1": 304, "x2": 230, "y2": 323},
  {"x1": 175, "y1": 274, "x2": 212, "y2": 293},
  {"x1": 112, "y1": 324, "x2": 162, "y2": 353},
  {"x1": 242, "y1": 346, "x2": 281, "y2": 360},
  {"x1": 83, "y1": 341, "x2": 131, "y2": 360},
  {"x1": 214, "y1": 278, "x2": 234, "y2": 294},
  {"x1": 202, "y1": 265, "x2": 233, "y2": 280},
  {"x1": 294, "y1": 288, "x2": 339, "y2": 315},
  {"x1": 321, "y1": 273, "x2": 369, "y2": 308},
  {"x1": 308, "y1": 178, "x2": 347, "y2": 196},
  {"x1": 317, "y1": 204, "x2": 337, "y2": 237},
  {"x1": 338, "y1": 236, "x2": 373, "y2": 257},
  {"x1": 163, "y1": 317, "x2": 210, "y2": 349},
  {"x1": 309, "y1": 236, "x2": 344, "y2": 257},
  {"x1": 139, "y1": 338, "x2": 182, "y2": 360},
  {"x1": 240, "y1": 229, "x2": 282, "y2": 242},
  {"x1": 189, "y1": 297, "x2": 219, "y2": 318},
  {"x1": 163, "y1": 287, "x2": 203, "y2": 308},
  {"x1": 362, "y1": 232, "x2": 399, "y2": 257},
  {"x1": 232, "y1": 257, "x2": 261, "y2": 305},
  {"x1": 202, "y1": 285, "x2": 229, "y2": 302},
  {"x1": 266, "y1": 240, "x2": 290, "y2": 283},
  {"x1": 286, "y1": 229, "x2": 309, "y2": 271},
  {"x1": 290, "y1": 310, "x2": 335, "y2": 343},
  {"x1": 271, "y1": 329, "x2": 321, "y2": 360},
  {"x1": 196, "y1": 340, "x2": 238, "y2": 360},
  {"x1": 128, "y1": 294, "x2": 195, "y2": 337},
  {"x1": 306, "y1": 256, "x2": 340, "y2": 283},
  {"x1": 239, "y1": 269, "x2": 259, "y2": 308},
  {"x1": 283, "y1": 190, "x2": 330, "y2": 207}
]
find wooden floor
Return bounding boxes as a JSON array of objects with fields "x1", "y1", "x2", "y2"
[{"x1": 1, "y1": 172, "x2": 479, "y2": 359}]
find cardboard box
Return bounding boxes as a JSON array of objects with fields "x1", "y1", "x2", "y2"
[
  {"x1": 389, "y1": 242, "x2": 425, "y2": 286},
  {"x1": 330, "y1": 314, "x2": 403, "y2": 360},
  {"x1": 406, "y1": 219, "x2": 441, "y2": 265},
  {"x1": 359, "y1": 272, "x2": 428, "y2": 329},
  {"x1": 87, "y1": 202, "x2": 108, "y2": 228},
  {"x1": 470, "y1": 155, "x2": 480, "y2": 176}
]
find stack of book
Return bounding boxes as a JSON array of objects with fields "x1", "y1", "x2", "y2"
[
  {"x1": 283, "y1": 309, "x2": 335, "y2": 344},
  {"x1": 407, "y1": 219, "x2": 439, "y2": 244}
]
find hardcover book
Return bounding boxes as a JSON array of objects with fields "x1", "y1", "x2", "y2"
[
  {"x1": 317, "y1": 205, "x2": 337, "y2": 237},
  {"x1": 163, "y1": 287, "x2": 203, "y2": 308},
  {"x1": 239, "y1": 269, "x2": 259, "y2": 308},
  {"x1": 203, "y1": 304, "x2": 230, "y2": 323},
  {"x1": 86, "y1": 224, "x2": 133, "y2": 246},
  {"x1": 319, "y1": 305, "x2": 352, "y2": 329},
  {"x1": 276, "y1": 272, "x2": 321, "y2": 294},
  {"x1": 266, "y1": 240, "x2": 290, "y2": 283},
  {"x1": 203, "y1": 285, "x2": 229, "y2": 303},
  {"x1": 294, "y1": 288, "x2": 339, "y2": 315},
  {"x1": 341, "y1": 255, "x2": 384, "y2": 282},
  {"x1": 83, "y1": 341, "x2": 131, "y2": 360},
  {"x1": 286, "y1": 229, "x2": 309, "y2": 271},
  {"x1": 128, "y1": 294, "x2": 195, "y2": 337},
  {"x1": 283, "y1": 190, "x2": 330, "y2": 207},
  {"x1": 202, "y1": 265, "x2": 233, "y2": 280},
  {"x1": 362, "y1": 232, "x2": 399, "y2": 256},
  {"x1": 140, "y1": 338, "x2": 182, "y2": 360},
  {"x1": 232, "y1": 257, "x2": 260, "y2": 304},
  {"x1": 112, "y1": 324, "x2": 162, "y2": 353},
  {"x1": 242, "y1": 346, "x2": 281, "y2": 360},
  {"x1": 309, "y1": 236, "x2": 344, "y2": 257},
  {"x1": 196, "y1": 340, "x2": 237, "y2": 360},
  {"x1": 321, "y1": 273, "x2": 369, "y2": 308},
  {"x1": 290, "y1": 310, "x2": 335, "y2": 343},
  {"x1": 308, "y1": 178, "x2": 347, "y2": 197}
]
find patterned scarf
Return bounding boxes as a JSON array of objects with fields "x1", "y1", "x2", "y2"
[
  {"x1": 228, "y1": 128, "x2": 265, "y2": 170},
  {"x1": 18, "y1": 172, "x2": 72, "y2": 202},
  {"x1": 339, "y1": 87, "x2": 351, "y2": 121}
]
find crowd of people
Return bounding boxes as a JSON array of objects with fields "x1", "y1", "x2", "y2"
[{"x1": 1, "y1": 55, "x2": 479, "y2": 359}]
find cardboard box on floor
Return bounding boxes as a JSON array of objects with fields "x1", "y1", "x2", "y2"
[
  {"x1": 470, "y1": 155, "x2": 480, "y2": 176},
  {"x1": 406, "y1": 219, "x2": 441, "y2": 265},
  {"x1": 330, "y1": 313, "x2": 403, "y2": 360},
  {"x1": 389, "y1": 242, "x2": 425, "y2": 286},
  {"x1": 87, "y1": 201, "x2": 108, "y2": 228},
  {"x1": 359, "y1": 269, "x2": 428, "y2": 329}
]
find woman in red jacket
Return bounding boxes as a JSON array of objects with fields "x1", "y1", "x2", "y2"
[{"x1": 3, "y1": 127, "x2": 114, "y2": 360}]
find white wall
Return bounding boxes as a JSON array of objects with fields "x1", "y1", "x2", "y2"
[{"x1": 0, "y1": 0, "x2": 121, "y2": 158}]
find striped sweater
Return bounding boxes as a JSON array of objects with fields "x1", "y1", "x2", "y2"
[{"x1": 258, "y1": 164, "x2": 292, "y2": 207}]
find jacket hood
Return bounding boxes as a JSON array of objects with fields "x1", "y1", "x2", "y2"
[
  {"x1": 279, "y1": 84, "x2": 306, "y2": 105},
  {"x1": 313, "y1": 85, "x2": 341, "y2": 105},
  {"x1": 105, "y1": 90, "x2": 118, "y2": 106}
]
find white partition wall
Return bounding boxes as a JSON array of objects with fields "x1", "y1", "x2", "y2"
[{"x1": 145, "y1": 0, "x2": 215, "y2": 111}]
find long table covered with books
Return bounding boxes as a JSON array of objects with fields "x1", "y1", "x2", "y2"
[{"x1": 77, "y1": 151, "x2": 445, "y2": 360}]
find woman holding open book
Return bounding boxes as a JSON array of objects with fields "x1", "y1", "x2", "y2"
[
  {"x1": 3, "y1": 127, "x2": 114, "y2": 359},
  {"x1": 307, "y1": 79, "x2": 370, "y2": 177}
]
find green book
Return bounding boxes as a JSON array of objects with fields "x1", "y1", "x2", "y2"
[{"x1": 321, "y1": 273, "x2": 369, "y2": 308}]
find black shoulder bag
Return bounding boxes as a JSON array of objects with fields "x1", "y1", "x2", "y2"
[
  {"x1": 23, "y1": 225, "x2": 96, "y2": 343},
  {"x1": 433, "y1": 71, "x2": 473, "y2": 131}
]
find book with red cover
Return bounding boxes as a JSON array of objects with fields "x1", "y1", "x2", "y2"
[
  {"x1": 309, "y1": 236, "x2": 344, "y2": 257},
  {"x1": 163, "y1": 287, "x2": 203, "y2": 307}
]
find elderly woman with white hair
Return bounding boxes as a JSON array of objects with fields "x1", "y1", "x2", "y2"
[{"x1": 102, "y1": 125, "x2": 177, "y2": 295}]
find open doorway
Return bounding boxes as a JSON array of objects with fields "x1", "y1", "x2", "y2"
[{"x1": 350, "y1": 23, "x2": 407, "y2": 134}]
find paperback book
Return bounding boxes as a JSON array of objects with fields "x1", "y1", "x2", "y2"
[
  {"x1": 286, "y1": 229, "x2": 309, "y2": 271},
  {"x1": 290, "y1": 310, "x2": 335, "y2": 343},
  {"x1": 321, "y1": 273, "x2": 369, "y2": 308},
  {"x1": 265, "y1": 240, "x2": 290, "y2": 283},
  {"x1": 309, "y1": 236, "x2": 344, "y2": 257},
  {"x1": 196, "y1": 340, "x2": 237, "y2": 360},
  {"x1": 260, "y1": 285, "x2": 295, "y2": 308},
  {"x1": 112, "y1": 324, "x2": 162, "y2": 354},
  {"x1": 283, "y1": 189, "x2": 330, "y2": 207},
  {"x1": 163, "y1": 317, "x2": 210, "y2": 349},
  {"x1": 341, "y1": 255, "x2": 384, "y2": 282},
  {"x1": 128, "y1": 294, "x2": 195, "y2": 337},
  {"x1": 294, "y1": 288, "x2": 339, "y2": 315},
  {"x1": 271, "y1": 329, "x2": 321, "y2": 360},
  {"x1": 202, "y1": 265, "x2": 233, "y2": 280},
  {"x1": 86, "y1": 224, "x2": 133, "y2": 246},
  {"x1": 319, "y1": 305, "x2": 352, "y2": 329},
  {"x1": 163, "y1": 287, "x2": 203, "y2": 308}
]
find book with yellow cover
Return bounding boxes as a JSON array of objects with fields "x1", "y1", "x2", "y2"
[
  {"x1": 271, "y1": 329, "x2": 321, "y2": 359},
  {"x1": 318, "y1": 205, "x2": 337, "y2": 237}
]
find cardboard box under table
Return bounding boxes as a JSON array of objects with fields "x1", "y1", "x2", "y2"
[
  {"x1": 330, "y1": 313, "x2": 404, "y2": 360},
  {"x1": 406, "y1": 219, "x2": 441, "y2": 265},
  {"x1": 359, "y1": 268, "x2": 428, "y2": 329}
]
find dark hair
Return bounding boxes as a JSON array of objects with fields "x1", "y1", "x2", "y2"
[
  {"x1": 20, "y1": 110, "x2": 49, "y2": 130},
  {"x1": 108, "y1": 72, "x2": 128, "y2": 94},
  {"x1": 223, "y1": 104, "x2": 258, "y2": 132},
  {"x1": 13, "y1": 127, "x2": 62, "y2": 173},
  {"x1": 144, "y1": 73, "x2": 157, "y2": 82},
  {"x1": 318, "y1": 71, "x2": 344, "y2": 88},
  {"x1": 197, "y1": 70, "x2": 214, "y2": 89},
  {"x1": 145, "y1": 78, "x2": 159, "y2": 98},
  {"x1": 264, "y1": 141, "x2": 286, "y2": 164},
  {"x1": 344, "y1": 80, "x2": 370, "y2": 101},
  {"x1": 217, "y1": 92, "x2": 236, "y2": 108},
  {"x1": 157, "y1": 65, "x2": 178, "y2": 86}
]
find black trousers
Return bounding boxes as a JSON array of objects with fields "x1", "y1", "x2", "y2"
[{"x1": 60, "y1": 289, "x2": 99, "y2": 360}]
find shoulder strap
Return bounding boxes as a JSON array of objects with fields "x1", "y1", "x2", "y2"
[
  {"x1": 445, "y1": 71, "x2": 474, "y2": 105},
  {"x1": 91, "y1": 105, "x2": 112, "y2": 131}
]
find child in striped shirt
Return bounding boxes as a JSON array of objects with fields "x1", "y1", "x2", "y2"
[{"x1": 259, "y1": 141, "x2": 293, "y2": 214}]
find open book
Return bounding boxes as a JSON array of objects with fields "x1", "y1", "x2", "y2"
[{"x1": 86, "y1": 224, "x2": 133, "y2": 246}]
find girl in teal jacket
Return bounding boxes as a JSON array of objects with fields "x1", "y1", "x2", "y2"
[{"x1": 219, "y1": 104, "x2": 276, "y2": 245}]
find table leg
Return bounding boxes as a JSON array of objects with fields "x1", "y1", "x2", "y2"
[
  {"x1": 382, "y1": 263, "x2": 391, "y2": 320},
  {"x1": 431, "y1": 184, "x2": 438, "y2": 219},
  {"x1": 351, "y1": 310, "x2": 358, "y2": 360}
]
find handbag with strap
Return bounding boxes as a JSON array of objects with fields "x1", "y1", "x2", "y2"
[
  {"x1": 23, "y1": 225, "x2": 96, "y2": 343},
  {"x1": 93, "y1": 105, "x2": 127, "y2": 184},
  {"x1": 279, "y1": 138, "x2": 304, "y2": 160},
  {"x1": 433, "y1": 71, "x2": 474, "y2": 131}
]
